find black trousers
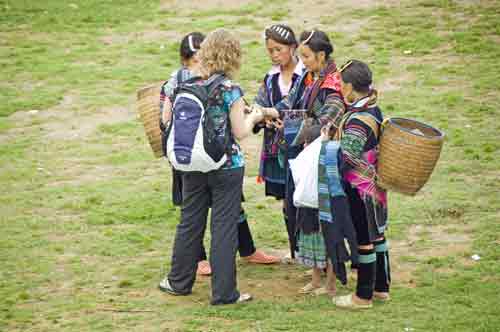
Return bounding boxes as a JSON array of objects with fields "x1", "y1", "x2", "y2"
[
  {"x1": 168, "y1": 167, "x2": 243, "y2": 305},
  {"x1": 198, "y1": 211, "x2": 256, "y2": 260},
  {"x1": 173, "y1": 169, "x2": 256, "y2": 259}
]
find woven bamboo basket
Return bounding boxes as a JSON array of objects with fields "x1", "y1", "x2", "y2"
[
  {"x1": 136, "y1": 83, "x2": 163, "y2": 158},
  {"x1": 377, "y1": 118, "x2": 444, "y2": 195}
]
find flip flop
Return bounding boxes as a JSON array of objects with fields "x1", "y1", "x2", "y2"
[
  {"x1": 373, "y1": 291, "x2": 390, "y2": 302},
  {"x1": 299, "y1": 282, "x2": 322, "y2": 294},
  {"x1": 334, "y1": 294, "x2": 372, "y2": 309},
  {"x1": 243, "y1": 250, "x2": 280, "y2": 264},
  {"x1": 312, "y1": 287, "x2": 328, "y2": 296},
  {"x1": 313, "y1": 286, "x2": 336, "y2": 297}
]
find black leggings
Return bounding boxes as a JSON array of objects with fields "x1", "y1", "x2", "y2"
[{"x1": 344, "y1": 184, "x2": 373, "y2": 246}]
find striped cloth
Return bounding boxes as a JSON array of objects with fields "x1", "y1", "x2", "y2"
[
  {"x1": 317, "y1": 140, "x2": 359, "y2": 284},
  {"x1": 296, "y1": 231, "x2": 328, "y2": 269},
  {"x1": 318, "y1": 141, "x2": 345, "y2": 223}
]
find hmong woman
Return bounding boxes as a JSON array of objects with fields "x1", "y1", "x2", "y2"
[
  {"x1": 253, "y1": 24, "x2": 304, "y2": 259},
  {"x1": 261, "y1": 29, "x2": 347, "y2": 292},
  {"x1": 159, "y1": 32, "x2": 279, "y2": 279},
  {"x1": 333, "y1": 60, "x2": 391, "y2": 309}
]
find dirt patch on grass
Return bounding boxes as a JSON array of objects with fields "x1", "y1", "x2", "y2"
[
  {"x1": 391, "y1": 223, "x2": 474, "y2": 285},
  {"x1": 42, "y1": 106, "x2": 135, "y2": 140},
  {"x1": 2, "y1": 96, "x2": 135, "y2": 144},
  {"x1": 287, "y1": 0, "x2": 400, "y2": 29},
  {"x1": 238, "y1": 264, "x2": 309, "y2": 300},
  {"x1": 47, "y1": 164, "x2": 133, "y2": 187},
  {"x1": 406, "y1": 224, "x2": 472, "y2": 253},
  {"x1": 160, "y1": 0, "x2": 255, "y2": 11},
  {"x1": 101, "y1": 29, "x2": 184, "y2": 46},
  {"x1": 378, "y1": 70, "x2": 415, "y2": 92}
]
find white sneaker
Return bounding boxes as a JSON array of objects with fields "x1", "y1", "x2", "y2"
[
  {"x1": 237, "y1": 293, "x2": 252, "y2": 303},
  {"x1": 158, "y1": 277, "x2": 184, "y2": 295}
]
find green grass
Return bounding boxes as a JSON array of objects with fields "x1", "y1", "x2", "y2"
[{"x1": 1, "y1": 0, "x2": 500, "y2": 331}]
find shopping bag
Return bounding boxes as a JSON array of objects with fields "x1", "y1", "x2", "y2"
[{"x1": 289, "y1": 137, "x2": 322, "y2": 208}]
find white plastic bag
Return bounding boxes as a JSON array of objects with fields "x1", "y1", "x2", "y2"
[{"x1": 289, "y1": 137, "x2": 322, "y2": 208}]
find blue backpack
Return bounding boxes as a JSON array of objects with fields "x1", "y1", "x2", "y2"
[{"x1": 166, "y1": 74, "x2": 231, "y2": 172}]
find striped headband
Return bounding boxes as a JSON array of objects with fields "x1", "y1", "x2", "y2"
[{"x1": 264, "y1": 25, "x2": 291, "y2": 41}]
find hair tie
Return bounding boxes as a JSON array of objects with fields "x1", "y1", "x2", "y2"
[
  {"x1": 302, "y1": 30, "x2": 315, "y2": 45},
  {"x1": 339, "y1": 60, "x2": 353, "y2": 73},
  {"x1": 188, "y1": 35, "x2": 196, "y2": 52}
]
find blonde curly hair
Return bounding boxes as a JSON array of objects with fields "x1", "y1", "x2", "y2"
[{"x1": 197, "y1": 29, "x2": 242, "y2": 79}]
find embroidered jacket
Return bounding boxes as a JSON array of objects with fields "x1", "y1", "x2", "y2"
[{"x1": 274, "y1": 61, "x2": 346, "y2": 146}]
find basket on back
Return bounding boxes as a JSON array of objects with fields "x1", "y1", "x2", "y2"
[
  {"x1": 377, "y1": 118, "x2": 444, "y2": 195},
  {"x1": 137, "y1": 83, "x2": 163, "y2": 158}
]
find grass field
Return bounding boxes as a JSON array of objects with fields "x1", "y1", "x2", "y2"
[{"x1": 1, "y1": 0, "x2": 499, "y2": 331}]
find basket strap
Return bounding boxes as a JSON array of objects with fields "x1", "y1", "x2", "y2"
[
  {"x1": 351, "y1": 113, "x2": 381, "y2": 139},
  {"x1": 337, "y1": 111, "x2": 382, "y2": 140}
]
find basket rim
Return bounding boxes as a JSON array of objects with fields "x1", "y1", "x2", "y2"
[
  {"x1": 387, "y1": 117, "x2": 445, "y2": 140},
  {"x1": 137, "y1": 82, "x2": 164, "y2": 99}
]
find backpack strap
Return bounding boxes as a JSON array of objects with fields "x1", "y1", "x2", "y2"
[
  {"x1": 204, "y1": 73, "x2": 234, "y2": 160},
  {"x1": 205, "y1": 73, "x2": 228, "y2": 98},
  {"x1": 176, "y1": 69, "x2": 184, "y2": 85},
  {"x1": 171, "y1": 75, "x2": 203, "y2": 105}
]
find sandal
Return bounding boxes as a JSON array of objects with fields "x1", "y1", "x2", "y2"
[
  {"x1": 334, "y1": 294, "x2": 372, "y2": 309},
  {"x1": 312, "y1": 287, "x2": 328, "y2": 296},
  {"x1": 312, "y1": 286, "x2": 337, "y2": 297},
  {"x1": 373, "y1": 291, "x2": 390, "y2": 302},
  {"x1": 196, "y1": 260, "x2": 212, "y2": 276},
  {"x1": 303, "y1": 269, "x2": 314, "y2": 277},
  {"x1": 299, "y1": 282, "x2": 322, "y2": 294},
  {"x1": 281, "y1": 253, "x2": 296, "y2": 265},
  {"x1": 243, "y1": 250, "x2": 280, "y2": 264}
]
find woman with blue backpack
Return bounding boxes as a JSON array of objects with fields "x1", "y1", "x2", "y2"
[
  {"x1": 159, "y1": 29, "x2": 280, "y2": 305},
  {"x1": 159, "y1": 32, "x2": 280, "y2": 277}
]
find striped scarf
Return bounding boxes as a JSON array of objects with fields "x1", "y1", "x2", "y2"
[{"x1": 318, "y1": 141, "x2": 345, "y2": 223}]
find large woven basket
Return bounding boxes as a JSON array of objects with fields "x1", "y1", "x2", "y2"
[
  {"x1": 377, "y1": 118, "x2": 444, "y2": 195},
  {"x1": 137, "y1": 83, "x2": 163, "y2": 158}
]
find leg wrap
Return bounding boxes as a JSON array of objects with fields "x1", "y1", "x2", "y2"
[
  {"x1": 356, "y1": 247, "x2": 376, "y2": 300},
  {"x1": 374, "y1": 238, "x2": 391, "y2": 293}
]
